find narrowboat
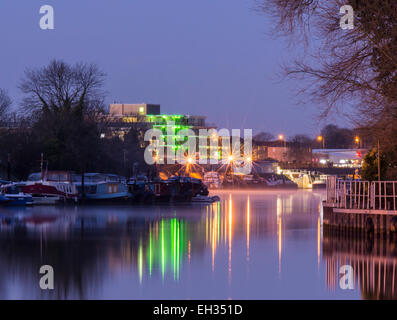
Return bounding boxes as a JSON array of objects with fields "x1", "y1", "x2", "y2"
[
  {"x1": 73, "y1": 173, "x2": 130, "y2": 202},
  {"x1": 128, "y1": 176, "x2": 158, "y2": 203},
  {"x1": 166, "y1": 176, "x2": 209, "y2": 201}
]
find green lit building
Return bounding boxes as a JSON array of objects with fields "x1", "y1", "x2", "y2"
[{"x1": 105, "y1": 103, "x2": 224, "y2": 162}]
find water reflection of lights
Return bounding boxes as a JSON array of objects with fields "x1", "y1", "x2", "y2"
[
  {"x1": 277, "y1": 196, "x2": 283, "y2": 276},
  {"x1": 246, "y1": 197, "x2": 250, "y2": 263},
  {"x1": 138, "y1": 240, "x2": 143, "y2": 284},
  {"x1": 188, "y1": 240, "x2": 191, "y2": 263},
  {"x1": 211, "y1": 202, "x2": 218, "y2": 272},
  {"x1": 126, "y1": 218, "x2": 188, "y2": 283},
  {"x1": 228, "y1": 194, "x2": 233, "y2": 284},
  {"x1": 317, "y1": 218, "x2": 320, "y2": 268},
  {"x1": 0, "y1": 191, "x2": 333, "y2": 299}
]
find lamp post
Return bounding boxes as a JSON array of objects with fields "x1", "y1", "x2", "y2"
[
  {"x1": 153, "y1": 152, "x2": 159, "y2": 180},
  {"x1": 278, "y1": 134, "x2": 287, "y2": 162},
  {"x1": 228, "y1": 154, "x2": 234, "y2": 184},
  {"x1": 317, "y1": 135, "x2": 325, "y2": 149},
  {"x1": 278, "y1": 134, "x2": 286, "y2": 148},
  {"x1": 355, "y1": 136, "x2": 361, "y2": 149},
  {"x1": 186, "y1": 155, "x2": 193, "y2": 175}
]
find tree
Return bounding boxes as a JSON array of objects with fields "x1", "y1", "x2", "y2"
[
  {"x1": 19, "y1": 60, "x2": 106, "y2": 172},
  {"x1": 253, "y1": 131, "x2": 275, "y2": 142},
  {"x1": 361, "y1": 147, "x2": 388, "y2": 181},
  {"x1": 288, "y1": 134, "x2": 313, "y2": 145},
  {"x1": 259, "y1": 1, "x2": 397, "y2": 116},
  {"x1": 20, "y1": 59, "x2": 106, "y2": 117},
  {"x1": 259, "y1": 0, "x2": 397, "y2": 177},
  {"x1": 320, "y1": 125, "x2": 354, "y2": 149},
  {"x1": 287, "y1": 134, "x2": 313, "y2": 164},
  {"x1": 0, "y1": 89, "x2": 11, "y2": 123}
]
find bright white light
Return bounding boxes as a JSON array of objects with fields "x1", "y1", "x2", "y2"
[{"x1": 319, "y1": 159, "x2": 327, "y2": 164}]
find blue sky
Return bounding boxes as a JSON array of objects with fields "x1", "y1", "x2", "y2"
[{"x1": 0, "y1": 0, "x2": 349, "y2": 137}]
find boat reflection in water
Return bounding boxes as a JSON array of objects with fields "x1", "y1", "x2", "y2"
[
  {"x1": 323, "y1": 231, "x2": 397, "y2": 299},
  {"x1": 0, "y1": 190, "x2": 331, "y2": 299}
]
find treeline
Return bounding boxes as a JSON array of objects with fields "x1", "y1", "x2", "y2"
[
  {"x1": 0, "y1": 60, "x2": 147, "y2": 180},
  {"x1": 254, "y1": 124, "x2": 362, "y2": 149}
]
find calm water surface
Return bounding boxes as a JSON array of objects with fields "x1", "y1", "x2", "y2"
[{"x1": 0, "y1": 190, "x2": 391, "y2": 299}]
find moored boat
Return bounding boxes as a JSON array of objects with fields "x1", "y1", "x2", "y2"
[
  {"x1": 166, "y1": 176, "x2": 209, "y2": 201},
  {"x1": 1, "y1": 183, "x2": 33, "y2": 206},
  {"x1": 73, "y1": 173, "x2": 130, "y2": 202},
  {"x1": 23, "y1": 171, "x2": 78, "y2": 205}
]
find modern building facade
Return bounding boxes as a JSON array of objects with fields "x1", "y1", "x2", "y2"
[{"x1": 103, "y1": 103, "x2": 225, "y2": 163}]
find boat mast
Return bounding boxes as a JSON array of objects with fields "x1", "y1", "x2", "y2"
[{"x1": 40, "y1": 153, "x2": 44, "y2": 181}]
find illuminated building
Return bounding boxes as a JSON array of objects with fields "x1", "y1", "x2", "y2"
[{"x1": 103, "y1": 103, "x2": 225, "y2": 162}]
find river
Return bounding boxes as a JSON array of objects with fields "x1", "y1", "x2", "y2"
[{"x1": 0, "y1": 189, "x2": 391, "y2": 299}]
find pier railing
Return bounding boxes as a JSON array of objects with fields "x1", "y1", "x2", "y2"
[{"x1": 326, "y1": 177, "x2": 397, "y2": 211}]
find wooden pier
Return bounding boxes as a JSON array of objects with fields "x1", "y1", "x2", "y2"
[{"x1": 323, "y1": 177, "x2": 397, "y2": 235}]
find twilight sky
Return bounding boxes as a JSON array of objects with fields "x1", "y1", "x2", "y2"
[{"x1": 0, "y1": 0, "x2": 349, "y2": 137}]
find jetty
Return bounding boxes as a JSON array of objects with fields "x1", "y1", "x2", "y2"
[{"x1": 323, "y1": 177, "x2": 397, "y2": 235}]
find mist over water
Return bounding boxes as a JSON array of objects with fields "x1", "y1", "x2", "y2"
[{"x1": 0, "y1": 190, "x2": 386, "y2": 299}]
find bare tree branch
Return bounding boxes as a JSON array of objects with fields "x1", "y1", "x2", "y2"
[{"x1": 19, "y1": 59, "x2": 106, "y2": 119}]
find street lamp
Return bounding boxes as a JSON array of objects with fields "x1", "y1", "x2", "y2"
[
  {"x1": 317, "y1": 135, "x2": 325, "y2": 149},
  {"x1": 278, "y1": 134, "x2": 287, "y2": 163},
  {"x1": 227, "y1": 154, "x2": 234, "y2": 184},
  {"x1": 278, "y1": 134, "x2": 286, "y2": 148},
  {"x1": 355, "y1": 136, "x2": 361, "y2": 148}
]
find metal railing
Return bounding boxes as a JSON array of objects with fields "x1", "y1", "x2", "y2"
[{"x1": 326, "y1": 177, "x2": 397, "y2": 211}]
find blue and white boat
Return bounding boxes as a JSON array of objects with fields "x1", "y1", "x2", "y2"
[
  {"x1": 1, "y1": 183, "x2": 33, "y2": 206},
  {"x1": 73, "y1": 173, "x2": 131, "y2": 201}
]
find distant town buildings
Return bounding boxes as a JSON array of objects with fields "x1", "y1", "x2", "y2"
[
  {"x1": 253, "y1": 140, "x2": 312, "y2": 164},
  {"x1": 312, "y1": 149, "x2": 367, "y2": 168},
  {"x1": 101, "y1": 103, "x2": 368, "y2": 169}
]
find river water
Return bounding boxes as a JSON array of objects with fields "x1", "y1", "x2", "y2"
[{"x1": 0, "y1": 189, "x2": 392, "y2": 299}]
